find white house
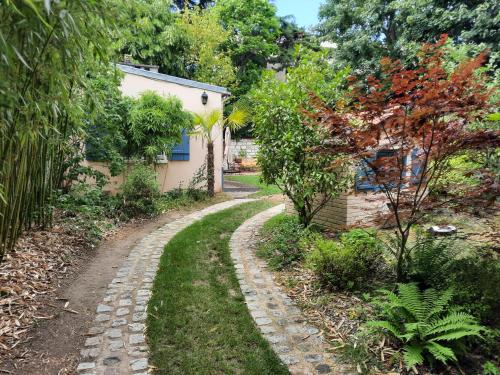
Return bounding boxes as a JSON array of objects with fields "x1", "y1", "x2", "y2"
[{"x1": 86, "y1": 63, "x2": 230, "y2": 194}]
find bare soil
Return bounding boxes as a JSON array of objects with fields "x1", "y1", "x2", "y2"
[{"x1": 0, "y1": 199, "x2": 227, "y2": 375}]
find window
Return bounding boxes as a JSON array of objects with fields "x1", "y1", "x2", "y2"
[
  {"x1": 355, "y1": 150, "x2": 409, "y2": 191},
  {"x1": 170, "y1": 130, "x2": 190, "y2": 161}
]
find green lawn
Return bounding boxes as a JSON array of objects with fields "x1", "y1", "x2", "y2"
[
  {"x1": 225, "y1": 174, "x2": 281, "y2": 197},
  {"x1": 147, "y1": 201, "x2": 290, "y2": 375}
]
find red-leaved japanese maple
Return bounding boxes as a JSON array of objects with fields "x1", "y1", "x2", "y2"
[{"x1": 308, "y1": 35, "x2": 499, "y2": 281}]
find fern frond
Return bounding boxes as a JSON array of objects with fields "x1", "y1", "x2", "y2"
[
  {"x1": 403, "y1": 344, "x2": 424, "y2": 369},
  {"x1": 398, "y1": 283, "x2": 425, "y2": 321},
  {"x1": 366, "y1": 320, "x2": 403, "y2": 338},
  {"x1": 426, "y1": 312, "x2": 478, "y2": 335},
  {"x1": 430, "y1": 326, "x2": 483, "y2": 342},
  {"x1": 424, "y1": 342, "x2": 456, "y2": 364},
  {"x1": 425, "y1": 288, "x2": 453, "y2": 320}
]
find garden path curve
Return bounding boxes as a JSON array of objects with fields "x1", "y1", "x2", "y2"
[
  {"x1": 230, "y1": 204, "x2": 355, "y2": 375},
  {"x1": 76, "y1": 199, "x2": 255, "y2": 375}
]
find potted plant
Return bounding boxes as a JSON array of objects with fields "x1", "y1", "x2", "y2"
[{"x1": 234, "y1": 149, "x2": 247, "y2": 164}]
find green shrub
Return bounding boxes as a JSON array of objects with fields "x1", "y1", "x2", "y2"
[
  {"x1": 56, "y1": 183, "x2": 120, "y2": 244},
  {"x1": 257, "y1": 214, "x2": 314, "y2": 270},
  {"x1": 122, "y1": 164, "x2": 161, "y2": 217},
  {"x1": 367, "y1": 283, "x2": 485, "y2": 370},
  {"x1": 306, "y1": 229, "x2": 384, "y2": 291}
]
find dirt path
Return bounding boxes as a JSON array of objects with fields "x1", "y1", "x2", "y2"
[{"x1": 3, "y1": 201, "x2": 227, "y2": 375}]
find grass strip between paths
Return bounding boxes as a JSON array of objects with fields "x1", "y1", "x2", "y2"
[
  {"x1": 225, "y1": 174, "x2": 281, "y2": 197},
  {"x1": 147, "y1": 201, "x2": 290, "y2": 375}
]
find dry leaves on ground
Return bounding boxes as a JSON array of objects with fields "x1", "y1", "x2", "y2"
[{"x1": 0, "y1": 224, "x2": 89, "y2": 362}]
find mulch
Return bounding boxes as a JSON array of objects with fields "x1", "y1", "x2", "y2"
[{"x1": 0, "y1": 224, "x2": 91, "y2": 363}]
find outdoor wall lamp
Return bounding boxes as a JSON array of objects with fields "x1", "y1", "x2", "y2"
[{"x1": 201, "y1": 91, "x2": 208, "y2": 105}]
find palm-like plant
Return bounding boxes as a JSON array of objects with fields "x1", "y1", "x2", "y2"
[
  {"x1": 367, "y1": 283, "x2": 484, "y2": 370},
  {"x1": 192, "y1": 108, "x2": 247, "y2": 196}
]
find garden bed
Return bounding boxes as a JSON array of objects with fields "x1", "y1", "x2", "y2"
[{"x1": 256, "y1": 210, "x2": 500, "y2": 375}]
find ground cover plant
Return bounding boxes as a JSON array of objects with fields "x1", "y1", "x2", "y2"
[
  {"x1": 147, "y1": 201, "x2": 289, "y2": 375},
  {"x1": 257, "y1": 214, "x2": 314, "y2": 269},
  {"x1": 225, "y1": 174, "x2": 281, "y2": 197}
]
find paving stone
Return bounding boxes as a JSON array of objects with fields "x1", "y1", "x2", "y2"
[
  {"x1": 316, "y1": 364, "x2": 332, "y2": 374},
  {"x1": 77, "y1": 362, "x2": 96, "y2": 372},
  {"x1": 305, "y1": 326, "x2": 320, "y2": 335},
  {"x1": 129, "y1": 334, "x2": 145, "y2": 345},
  {"x1": 118, "y1": 299, "x2": 132, "y2": 307},
  {"x1": 129, "y1": 323, "x2": 145, "y2": 333},
  {"x1": 266, "y1": 334, "x2": 286, "y2": 344},
  {"x1": 279, "y1": 354, "x2": 299, "y2": 365},
  {"x1": 255, "y1": 317, "x2": 272, "y2": 325},
  {"x1": 96, "y1": 304, "x2": 112, "y2": 313},
  {"x1": 95, "y1": 314, "x2": 111, "y2": 322},
  {"x1": 106, "y1": 329, "x2": 122, "y2": 339},
  {"x1": 128, "y1": 346, "x2": 148, "y2": 357},
  {"x1": 259, "y1": 325, "x2": 276, "y2": 334},
  {"x1": 132, "y1": 312, "x2": 146, "y2": 322},
  {"x1": 84, "y1": 336, "x2": 101, "y2": 347},
  {"x1": 87, "y1": 327, "x2": 105, "y2": 335},
  {"x1": 103, "y1": 356, "x2": 121, "y2": 366},
  {"x1": 305, "y1": 354, "x2": 323, "y2": 363},
  {"x1": 116, "y1": 308, "x2": 130, "y2": 316},
  {"x1": 129, "y1": 358, "x2": 148, "y2": 371},
  {"x1": 80, "y1": 348, "x2": 100, "y2": 359},
  {"x1": 109, "y1": 340, "x2": 124, "y2": 351},
  {"x1": 111, "y1": 318, "x2": 127, "y2": 327}
]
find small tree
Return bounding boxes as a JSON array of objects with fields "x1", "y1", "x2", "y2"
[
  {"x1": 309, "y1": 36, "x2": 499, "y2": 280},
  {"x1": 192, "y1": 108, "x2": 247, "y2": 197},
  {"x1": 250, "y1": 49, "x2": 352, "y2": 226},
  {"x1": 129, "y1": 91, "x2": 193, "y2": 164}
]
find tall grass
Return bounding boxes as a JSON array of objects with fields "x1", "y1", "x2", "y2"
[{"x1": 0, "y1": 1, "x2": 113, "y2": 263}]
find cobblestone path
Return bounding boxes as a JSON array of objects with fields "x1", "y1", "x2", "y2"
[
  {"x1": 76, "y1": 199, "x2": 254, "y2": 375},
  {"x1": 230, "y1": 204, "x2": 354, "y2": 375}
]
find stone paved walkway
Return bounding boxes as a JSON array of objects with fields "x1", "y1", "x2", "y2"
[
  {"x1": 230, "y1": 204, "x2": 355, "y2": 375},
  {"x1": 76, "y1": 199, "x2": 255, "y2": 375}
]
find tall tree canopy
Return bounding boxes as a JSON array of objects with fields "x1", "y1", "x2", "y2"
[
  {"x1": 113, "y1": 0, "x2": 189, "y2": 76},
  {"x1": 271, "y1": 15, "x2": 320, "y2": 70},
  {"x1": 177, "y1": 7, "x2": 236, "y2": 87},
  {"x1": 215, "y1": 0, "x2": 281, "y2": 97},
  {"x1": 318, "y1": 0, "x2": 499, "y2": 76}
]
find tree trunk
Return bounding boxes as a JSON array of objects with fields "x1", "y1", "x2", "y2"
[
  {"x1": 207, "y1": 141, "x2": 215, "y2": 197},
  {"x1": 396, "y1": 231, "x2": 409, "y2": 282}
]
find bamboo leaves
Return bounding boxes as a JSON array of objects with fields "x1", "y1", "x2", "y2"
[{"x1": 0, "y1": 1, "x2": 113, "y2": 263}]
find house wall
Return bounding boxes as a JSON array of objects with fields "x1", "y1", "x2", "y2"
[
  {"x1": 87, "y1": 72, "x2": 224, "y2": 194},
  {"x1": 285, "y1": 191, "x2": 390, "y2": 231}
]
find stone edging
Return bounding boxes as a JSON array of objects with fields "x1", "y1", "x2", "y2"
[
  {"x1": 230, "y1": 204, "x2": 354, "y2": 375},
  {"x1": 76, "y1": 199, "x2": 255, "y2": 375}
]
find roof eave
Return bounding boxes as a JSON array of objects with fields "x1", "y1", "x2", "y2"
[{"x1": 117, "y1": 64, "x2": 231, "y2": 96}]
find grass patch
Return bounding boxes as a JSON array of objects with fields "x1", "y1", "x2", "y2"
[
  {"x1": 225, "y1": 174, "x2": 281, "y2": 197},
  {"x1": 147, "y1": 201, "x2": 290, "y2": 375}
]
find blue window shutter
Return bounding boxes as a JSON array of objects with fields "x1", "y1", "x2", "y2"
[
  {"x1": 170, "y1": 130, "x2": 190, "y2": 161},
  {"x1": 355, "y1": 156, "x2": 378, "y2": 191},
  {"x1": 411, "y1": 148, "x2": 423, "y2": 184},
  {"x1": 356, "y1": 150, "x2": 406, "y2": 192}
]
